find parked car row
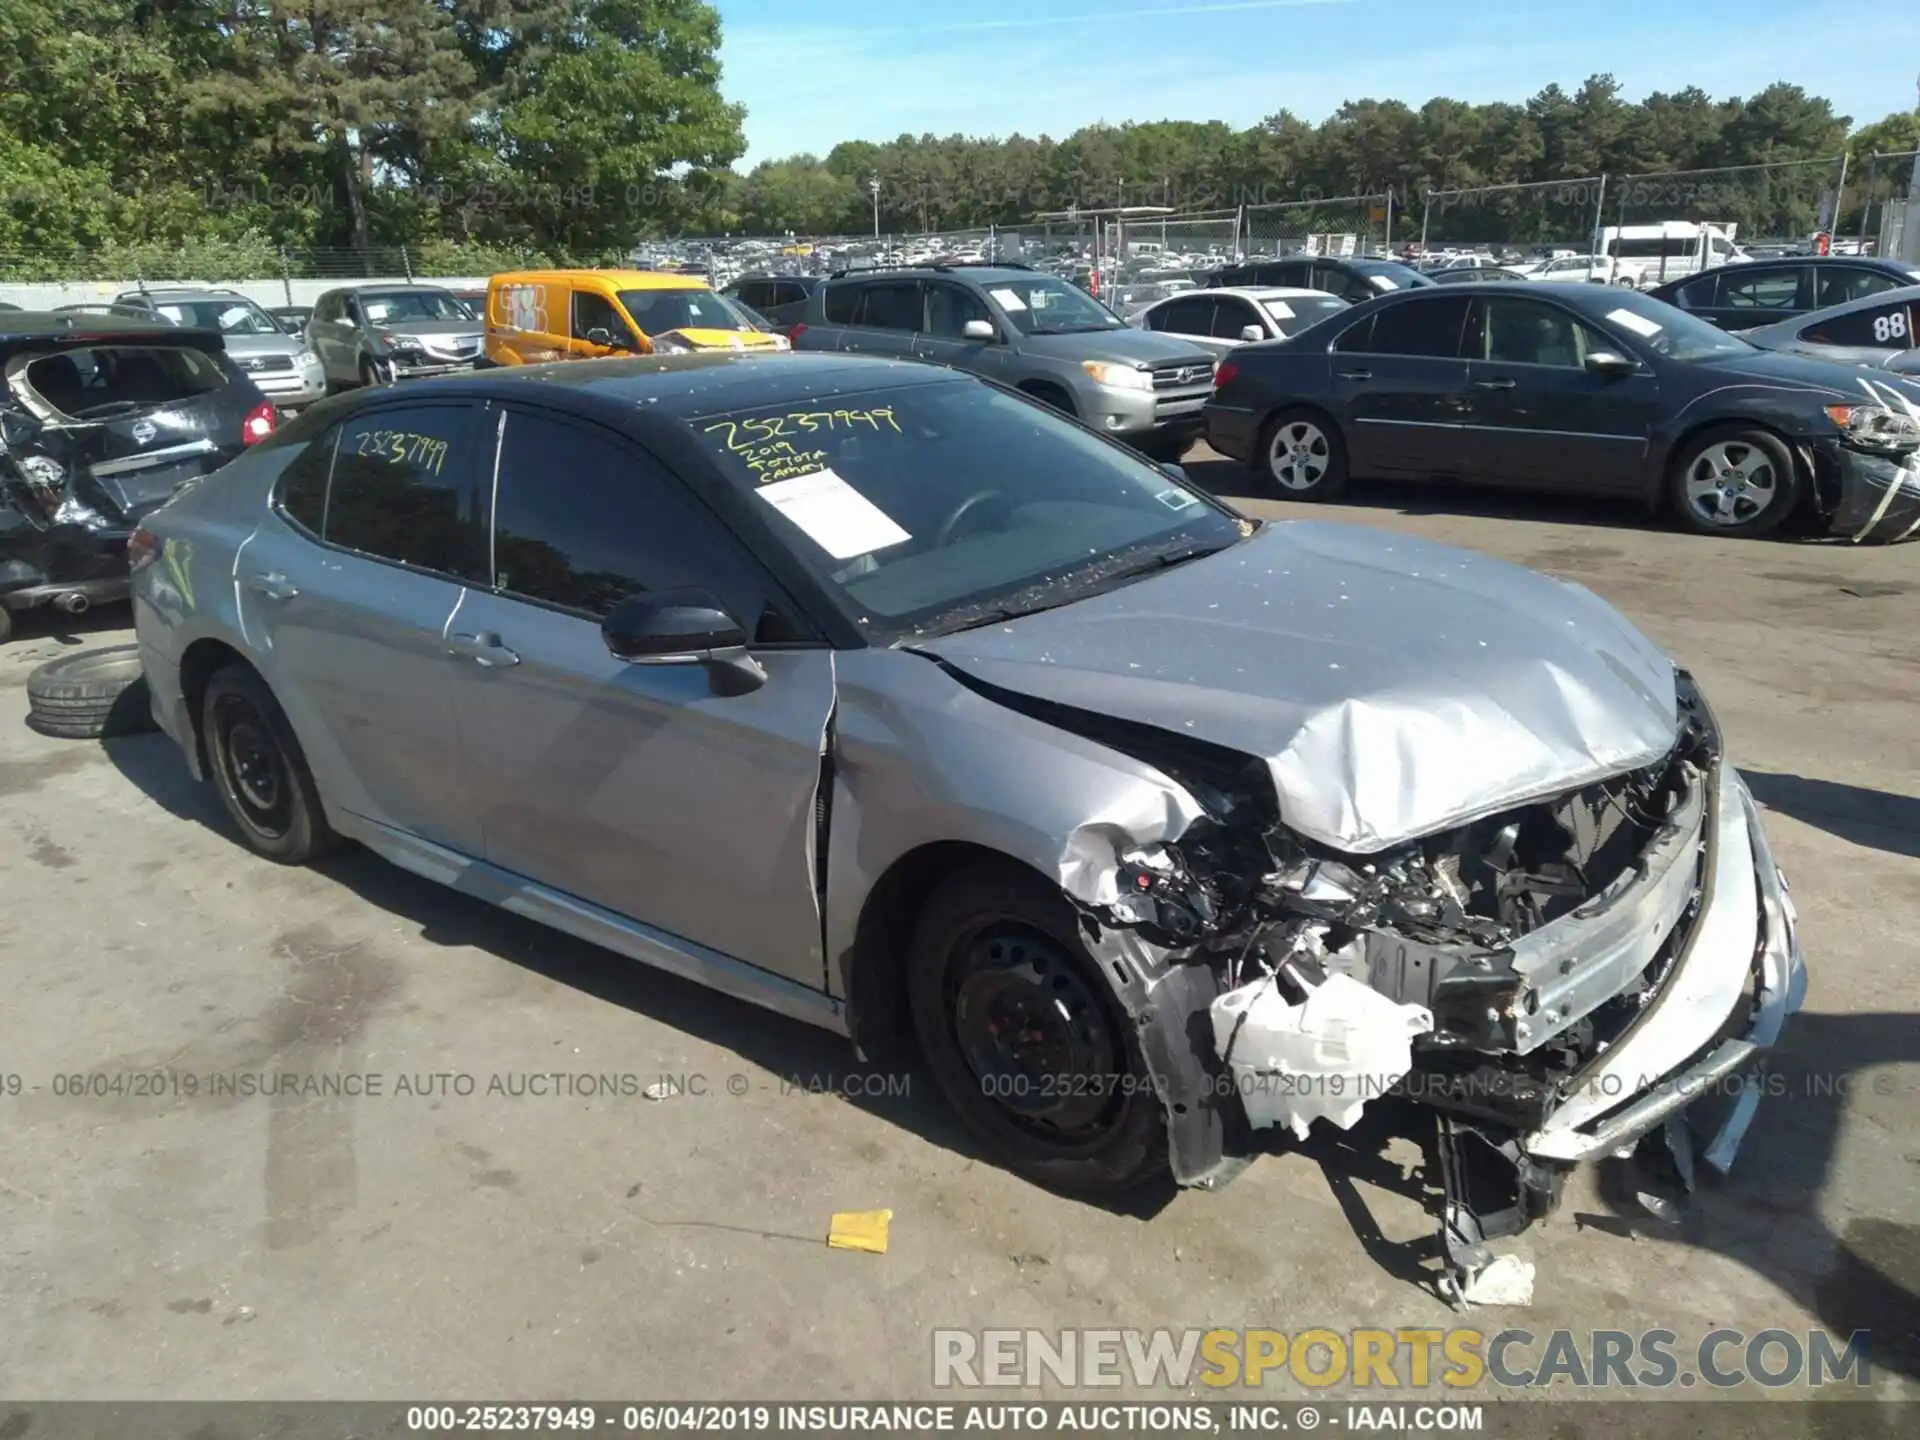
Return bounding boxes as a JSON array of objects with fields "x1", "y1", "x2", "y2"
[{"x1": 1202, "y1": 280, "x2": 1920, "y2": 542}]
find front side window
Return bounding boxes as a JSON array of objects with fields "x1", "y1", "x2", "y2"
[
  {"x1": 981, "y1": 277, "x2": 1125, "y2": 335},
  {"x1": 923, "y1": 284, "x2": 992, "y2": 338},
  {"x1": 1817, "y1": 268, "x2": 1904, "y2": 307},
  {"x1": 821, "y1": 283, "x2": 860, "y2": 323},
  {"x1": 617, "y1": 287, "x2": 759, "y2": 336},
  {"x1": 326, "y1": 404, "x2": 486, "y2": 581},
  {"x1": 1801, "y1": 301, "x2": 1915, "y2": 350},
  {"x1": 688, "y1": 378, "x2": 1245, "y2": 642},
  {"x1": 1355, "y1": 296, "x2": 1471, "y2": 358},
  {"x1": 1210, "y1": 298, "x2": 1262, "y2": 340},
  {"x1": 572, "y1": 289, "x2": 634, "y2": 345},
  {"x1": 1478, "y1": 298, "x2": 1608, "y2": 368},
  {"x1": 489, "y1": 409, "x2": 785, "y2": 634}
]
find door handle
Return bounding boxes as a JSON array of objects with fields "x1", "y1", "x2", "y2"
[
  {"x1": 245, "y1": 571, "x2": 298, "y2": 600},
  {"x1": 1337, "y1": 369, "x2": 1372, "y2": 380},
  {"x1": 1472, "y1": 377, "x2": 1517, "y2": 390},
  {"x1": 448, "y1": 630, "x2": 520, "y2": 668}
]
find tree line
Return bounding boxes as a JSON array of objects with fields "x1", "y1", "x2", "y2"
[{"x1": 3, "y1": 1, "x2": 1918, "y2": 270}]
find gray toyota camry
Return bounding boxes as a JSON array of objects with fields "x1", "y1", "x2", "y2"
[{"x1": 129, "y1": 352, "x2": 1804, "y2": 1294}]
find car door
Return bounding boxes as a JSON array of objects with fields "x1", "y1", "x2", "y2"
[
  {"x1": 445, "y1": 403, "x2": 836, "y2": 989},
  {"x1": 1327, "y1": 294, "x2": 1474, "y2": 478},
  {"x1": 1460, "y1": 295, "x2": 1657, "y2": 494},
  {"x1": 1701, "y1": 264, "x2": 1806, "y2": 329},
  {"x1": 913, "y1": 281, "x2": 1008, "y2": 378},
  {"x1": 1145, "y1": 295, "x2": 1223, "y2": 354},
  {"x1": 233, "y1": 399, "x2": 488, "y2": 853},
  {"x1": 838, "y1": 280, "x2": 923, "y2": 358}
]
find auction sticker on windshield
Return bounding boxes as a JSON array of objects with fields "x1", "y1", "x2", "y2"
[
  {"x1": 989, "y1": 288, "x2": 1029, "y2": 311},
  {"x1": 1608, "y1": 308, "x2": 1664, "y2": 337},
  {"x1": 756, "y1": 468, "x2": 911, "y2": 559}
]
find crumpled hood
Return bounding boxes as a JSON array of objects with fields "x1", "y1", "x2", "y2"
[{"x1": 915, "y1": 521, "x2": 1680, "y2": 854}]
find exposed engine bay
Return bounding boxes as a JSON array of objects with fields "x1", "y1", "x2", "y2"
[{"x1": 974, "y1": 666, "x2": 1735, "y2": 1303}]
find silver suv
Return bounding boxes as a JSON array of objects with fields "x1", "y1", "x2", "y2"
[
  {"x1": 115, "y1": 288, "x2": 326, "y2": 408},
  {"x1": 791, "y1": 264, "x2": 1216, "y2": 456}
]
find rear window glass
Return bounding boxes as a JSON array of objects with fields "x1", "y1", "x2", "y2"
[{"x1": 22, "y1": 345, "x2": 227, "y2": 419}]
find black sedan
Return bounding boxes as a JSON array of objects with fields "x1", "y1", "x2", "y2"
[
  {"x1": 1647, "y1": 256, "x2": 1920, "y2": 331},
  {"x1": 1204, "y1": 282, "x2": 1920, "y2": 541}
]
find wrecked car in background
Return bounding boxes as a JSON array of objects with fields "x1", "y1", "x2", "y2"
[
  {"x1": 0, "y1": 312, "x2": 276, "y2": 641},
  {"x1": 131, "y1": 353, "x2": 1805, "y2": 1300}
]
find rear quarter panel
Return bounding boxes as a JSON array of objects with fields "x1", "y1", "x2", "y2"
[{"x1": 131, "y1": 443, "x2": 290, "y2": 755}]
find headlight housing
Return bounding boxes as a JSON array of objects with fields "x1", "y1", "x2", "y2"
[
  {"x1": 1825, "y1": 402, "x2": 1920, "y2": 452},
  {"x1": 1082, "y1": 360, "x2": 1153, "y2": 392},
  {"x1": 293, "y1": 350, "x2": 320, "y2": 368},
  {"x1": 375, "y1": 330, "x2": 424, "y2": 354}
]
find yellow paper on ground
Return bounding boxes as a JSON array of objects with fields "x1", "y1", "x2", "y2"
[{"x1": 828, "y1": 1209, "x2": 893, "y2": 1254}]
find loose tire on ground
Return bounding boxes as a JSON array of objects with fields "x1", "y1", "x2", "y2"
[
  {"x1": 906, "y1": 863, "x2": 1168, "y2": 1194},
  {"x1": 25, "y1": 644, "x2": 157, "y2": 739},
  {"x1": 201, "y1": 663, "x2": 338, "y2": 864}
]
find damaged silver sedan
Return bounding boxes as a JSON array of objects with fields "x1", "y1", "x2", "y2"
[{"x1": 130, "y1": 353, "x2": 1806, "y2": 1293}]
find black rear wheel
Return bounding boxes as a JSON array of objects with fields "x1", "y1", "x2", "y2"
[
  {"x1": 202, "y1": 664, "x2": 337, "y2": 863},
  {"x1": 908, "y1": 865, "x2": 1167, "y2": 1193}
]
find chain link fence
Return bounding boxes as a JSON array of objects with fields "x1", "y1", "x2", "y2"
[
  {"x1": 1241, "y1": 193, "x2": 1394, "y2": 259},
  {"x1": 1418, "y1": 176, "x2": 1606, "y2": 256},
  {"x1": 1612, "y1": 156, "x2": 1848, "y2": 277}
]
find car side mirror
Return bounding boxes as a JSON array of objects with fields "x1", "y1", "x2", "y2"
[
  {"x1": 961, "y1": 319, "x2": 996, "y2": 341},
  {"x1": 1584, "y1": 349, "x2": 1636, "y2": 376},
  {"x1": 602, "y1": 589, "x2": 766, "y2": 693},
  {"x1": 1240, "y1": 324, "x2": 1266, "y2": 342},
  {"x1": 1158, "y1": 461, "x2": 1190, "y2": 483}
]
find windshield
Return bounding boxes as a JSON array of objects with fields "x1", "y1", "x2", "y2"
[
  {"x1": 618, "y1": 287, "x2": 760, "y2": 334},
  {"x1": 359, "y1": 291, "x2": 470, "y2": 323},
  {"x1": 690, "y1": 379, "x2": 1245, "y2": 641},
  {"x1": 152, "y1": 299, "x2": 282, "y2": 335},
  {"x1": 982, "y1": 277, "x2": 1126, "y2": 335},
  {"x1": 1596, "y1": 290, "x2": 1753, "y2": 362}
]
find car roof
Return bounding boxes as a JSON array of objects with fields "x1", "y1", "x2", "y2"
[
  {"x1": 346, "y1": 350, "x2": 961, "y2": 422},
  {"x1": 492, "y1": 269, "x2": 713, "y2": 291},
  {"x1": 0, "y1": 311, "x2": 203, "y2": 339},
  {"x1": 123, "y1": 287, "x2": 247, "y2": 298}
]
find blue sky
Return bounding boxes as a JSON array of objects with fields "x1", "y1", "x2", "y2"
[{"x1": 714, "y1": 0, "x2": 1920, "y2": 166}]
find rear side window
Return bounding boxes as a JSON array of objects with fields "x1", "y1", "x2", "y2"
[
  {"x1": 1350, "y1": 296, "x2": 1470, "y2": 357},
  {"x1": 1801, "y1": 301, "x2": 1915, "y2": 350},
  {"x1": 23, "y1": 344, "x2": 227, "y2": 419},
  {"x1": 489, "y1": 408, "x2": 787, "y2": 635},
  {"x1": 327, "y1": 404, "x2": 487, "y2": 582},
  {"x1": 1671, "y1": 274, "x2": 1719, "y2": 310},
  {"x1": 275, "y1": 428, "x2": 338, "y2": 536}
]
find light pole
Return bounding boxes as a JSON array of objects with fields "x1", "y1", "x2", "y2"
[{"x1": 869, "y1": 176, "x2": 881, "y2": 240}]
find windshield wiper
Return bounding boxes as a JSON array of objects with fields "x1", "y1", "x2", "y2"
[{"x1": 907, "y1": 535, "x2": 1237, "y2": 639}]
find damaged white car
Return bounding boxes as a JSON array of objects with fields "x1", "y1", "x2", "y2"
[{"x1": 130, "y1": 354, "x2": 1806, "y2": 1295}]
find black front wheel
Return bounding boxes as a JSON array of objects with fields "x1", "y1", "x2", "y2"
[
  {"x1": 907, "y1": 865, "x2": 1168, "y2": 1193},
  {"x1": 202, "y1": 665, "x2": 337, "y2": 864}
]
